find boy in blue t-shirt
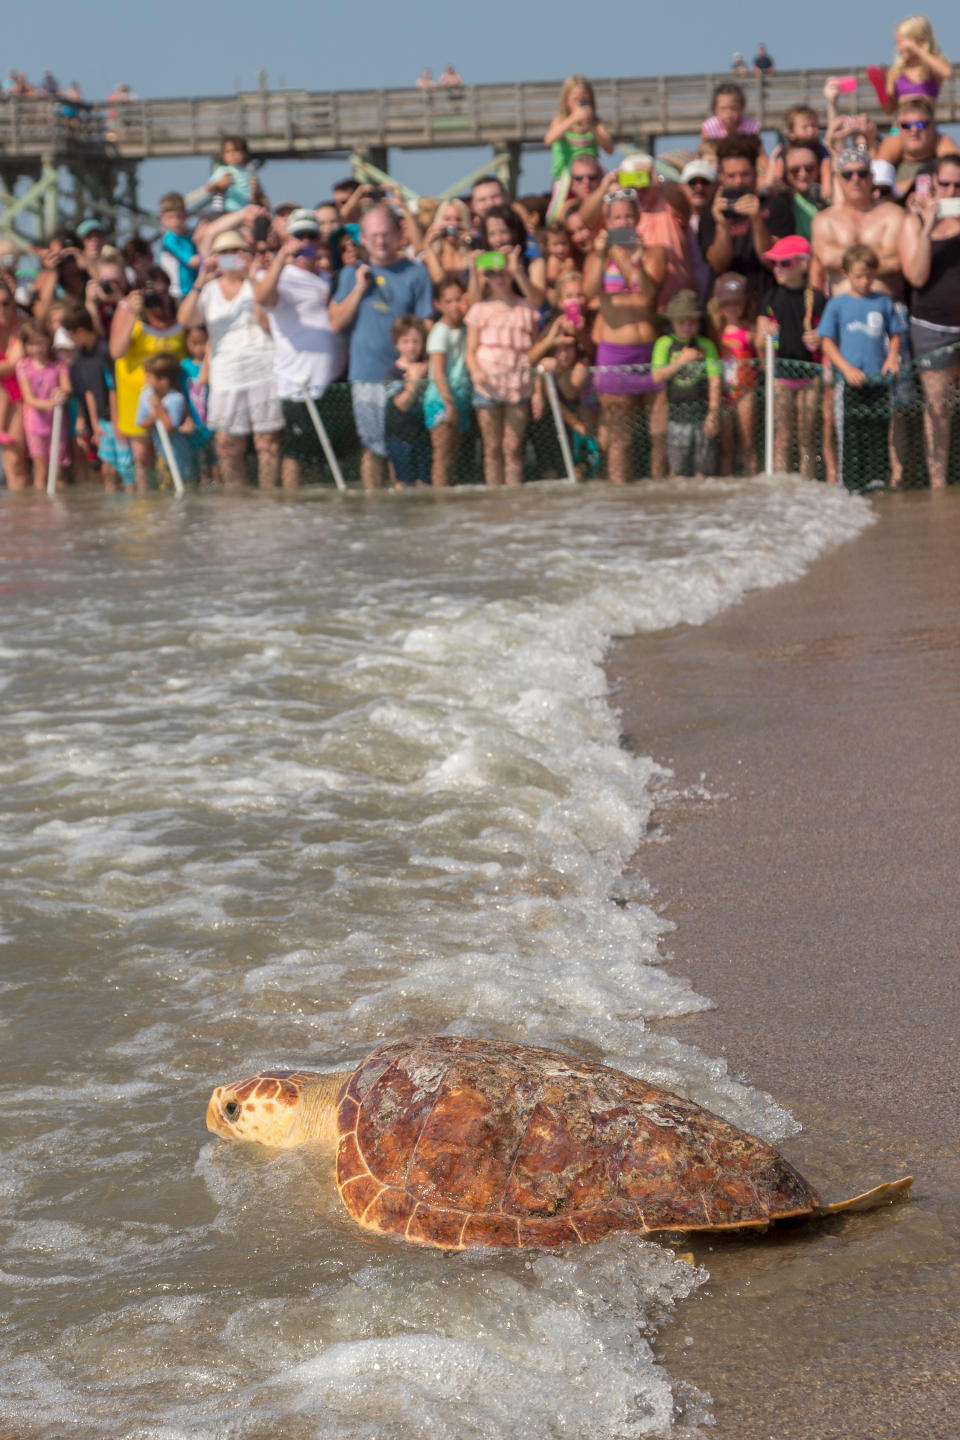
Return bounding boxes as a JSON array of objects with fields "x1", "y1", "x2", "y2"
[
  {"x1": 818, "y1": 244, "x2": 906, "y2": 490},
  {"x1": 135, "y1": 354, "x2": 195, "y2": 483},
  {"x1": 158, "y1": 191, "x2": 198, "y2": 300}
]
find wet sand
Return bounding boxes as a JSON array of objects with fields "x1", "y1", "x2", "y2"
[{"x1": 611, "y1": 489, "x2": 960, "y2": 1440}]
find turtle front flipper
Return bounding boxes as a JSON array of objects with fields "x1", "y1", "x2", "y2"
[{"x1": 816, "y1": 1175, "x2": 913, "y2": 1215}]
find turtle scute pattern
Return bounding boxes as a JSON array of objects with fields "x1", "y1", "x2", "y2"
[{"x1": 334, "y1": 1036, "x2": 819, "y2": 1250}]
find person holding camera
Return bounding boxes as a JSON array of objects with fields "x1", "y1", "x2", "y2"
[
  {"x1": 899, "y1": 153, "x2": 960, "y2": 487},
  {"x1": 580, "y1": 156, "x2": 693, "y2": 310},
  {"x1": 178, "y1": 230, "x2": 282, "y2": 488},
  {"x1": 421, "y1": 198, "x2": 473, "y2": 288},
  {"x1": 110, "y1": 269, "x2": 186, "y2": 491},
  {"x1": 699, "y1": 135, "x2": 793, "y2": 302},
  {"x1": 583, "y1": 189, "x2": 667, "y2": 483},
  {"x1": 329, "y1": 204, "x2": 433, "y2": 489},
  {"x1": 254, "y1": 209, "x2": 346, "y2": 488},
  {"x1": 33, "y1": 234, "x2": 88, "y2": 325}
]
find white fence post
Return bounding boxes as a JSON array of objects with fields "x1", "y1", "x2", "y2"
[
  {"x1": 46, "y1": 403, "x2": 63, "y2": 496},
  {"x1": 540, "y1": 368, "x2": 578, "y2": 484},
  {"x1": 764, "y1": 332, "x2": 776, "y2": 476},
  {"x1": 301, "y1": 385, "x2": 347, "y2": 491},
  {"x1": 154, "y1": 423, "x2": 185, "y2": 495}
]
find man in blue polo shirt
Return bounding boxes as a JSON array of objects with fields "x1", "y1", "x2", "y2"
[{"x1": 329, "y1": 205, "x2": 433, "y2": 489}]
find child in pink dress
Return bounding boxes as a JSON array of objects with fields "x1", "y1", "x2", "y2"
[
  {"x1": 16, "y1": 321, "x2": 72, "y2": 489},
  {"x1": 465, "y1": 251, "x2": 539, "y2": 486}
]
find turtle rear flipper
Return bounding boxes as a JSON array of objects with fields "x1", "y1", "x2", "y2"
[{"x1": 817, "y1": 1175, "x2": 913, "y2": 1216}]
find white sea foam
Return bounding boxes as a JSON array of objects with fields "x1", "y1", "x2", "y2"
[{"x1": 0, "y1": 479, "x2": 873, "y2": 1439}]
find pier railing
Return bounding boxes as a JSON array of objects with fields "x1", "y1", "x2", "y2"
[{"x1": 2, "y1": 67, "x2": 957, "y2": 163}]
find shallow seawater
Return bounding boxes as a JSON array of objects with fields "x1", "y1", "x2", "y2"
[{"x1": 0, "y1": 478, "x2": 872, "y2": 1439}]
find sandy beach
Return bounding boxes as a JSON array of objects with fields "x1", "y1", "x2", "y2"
[{"x1": 612, "y1": 489, "x2": 960, "y2": 1440}]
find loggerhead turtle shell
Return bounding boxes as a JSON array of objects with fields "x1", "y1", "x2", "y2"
[{"x1": 334, "y1": 1035, "x2": 820, "y2": 1249}]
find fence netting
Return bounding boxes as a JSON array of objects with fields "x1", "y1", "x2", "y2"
[{"x1": 146, "y1": 345, "x2": 960, "y2": 491}]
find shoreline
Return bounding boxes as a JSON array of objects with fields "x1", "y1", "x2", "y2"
[{"x1": 611, "y1": 489, "x2": 960, "y2": 1439}]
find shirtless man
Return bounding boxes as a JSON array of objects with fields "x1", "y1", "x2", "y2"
[
  {"x1": 812, "y1": 146, "x2": 906, "y2": 296},
  {"x1": 812, "y1": 146, "x2": 908, "y2": 485}
]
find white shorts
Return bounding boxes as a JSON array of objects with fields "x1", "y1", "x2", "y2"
[{"x1": 207, "y1": 379, "x2": 284, "y2": 437}]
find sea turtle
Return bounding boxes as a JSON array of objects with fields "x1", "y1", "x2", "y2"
[{"x1": 206, "y1": 1034, "x2": 912, "y2": 1251}]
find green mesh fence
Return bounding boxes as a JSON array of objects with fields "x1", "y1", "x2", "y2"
[{"x1": 140, "y1": 345, "x2": 960, "y2": 490}]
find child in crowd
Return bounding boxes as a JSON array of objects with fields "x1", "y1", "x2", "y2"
[
  {"x1": 63, "y1": 303, "x2": 127, "y2": 490},
  {"x1": 205, "y1": 136, "x2": 262, "y2": 213},
  {"x1": 542, "y1": 222, "x2": 578, "y2": 305},
  {"x1": 180, "y1": 324, "x2": 216, "y2": 480},
  {"x1": 158, "y1": 192, "x2": 199, "y2": 300},
  {"x1": 385, "y1": 315, "x2": 431, "y2": 488},
  {"x1": 651, "y1": 289, "x2": 722, "y2": 478},
  {"x1": 423, "y1": 277, "x2": 472, "y2": 488},
  {"x1": 757, "y1": 236, "x2": 826, "y2": 479},
  {"x1": 883, "y1": 15, "x2": 952, "y2": 110},
  {"x1": 707, "y1": 271, "x2": 759, "y2": 476},
  {"x1": 544, "y1": 75, "x2": 614, "y2": 220},
  {"x1": 0, "y1": 277, "x2": 28, "y2": 489},
  {"x1": 16, "y1": 320, "x2": 72, "y2": 489},
  {"x1": 529, "y1": 303, "x2": 598, "y2": 478},
  {"x1": 818, "y1": 244, "x2": 906, "y2": 489},
  {"x1": 769, "y1": 106, "x2": 831, "y2": 192},
  {"x1": 465, "y1": 249, "x2": 539, "y2": 487},
  {"x1": 701, "y1": 84, "x2": 767, "y2": 177},
  {"x1": 701, "y1": 84, "x2": 760, "y2": 140},
  {"x1": 135, "y1": 353, "x2": 196, "y2": 484}
]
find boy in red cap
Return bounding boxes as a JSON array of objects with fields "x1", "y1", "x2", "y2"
[{"x1": 757, "y1": 235, "x2": 826, "y2": 478}]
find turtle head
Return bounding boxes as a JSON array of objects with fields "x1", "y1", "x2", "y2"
[{"x1": 206, "y1": 1069, "x2": 323, "y2": 1149}]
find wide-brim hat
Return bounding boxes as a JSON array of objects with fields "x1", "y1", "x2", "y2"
[
  {"x1": 210, "y1": 229, "x2": 250, "y2": 254},
  {"x1": 664, "y1": 288, "x2": 703, "y2": 319}
]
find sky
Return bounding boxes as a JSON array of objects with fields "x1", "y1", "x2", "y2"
[{"x1": 4, "y1": 1, "x2": 958, "y2": 215}]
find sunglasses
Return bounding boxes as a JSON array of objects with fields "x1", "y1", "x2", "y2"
[
  {"x1": 787, "y1": 163, "x2": 818, "y2": 175},
  {"x1": 841, "y1": 167, "x2": 871, "y2": 180},
  {"x1": 687, "y1": 177, "x2": 712, "y2": 188},
  {"x1": 571, "y1": 172, "x2": 599, "y2": 183},
  {"x1": 902, "y1": 119, "x2": 929, "y2": 132},
  {"x1": 772, "y1": 256, "x2": 805, "y2": 269}
]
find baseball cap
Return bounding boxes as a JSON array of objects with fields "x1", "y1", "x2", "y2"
[
  {"x1": 870, "y1": 158, "x2": 899, "y2": 193},
  {"x1": 713, "y1": 271, "x2": 748, "y2": 299},
  {"x1": 838, "y1": 145, "x2": 871, "y2": 173},
  {"x1": 681, "y1": 159, "x2": 717, "y2": 184},
  {"x1": 763, "y1": 235, "x2": 812, "y2": 263},
  {"x1": 77, "y1": 218, "x2": 104, "y2": 238},
  {"x1": 286, "y1": 208, "x2": 321, "y2": 238}
]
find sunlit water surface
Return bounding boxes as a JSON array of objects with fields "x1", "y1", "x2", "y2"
[{"x1": 0, "y1": 478, "x2": 872, "y2": 1439}]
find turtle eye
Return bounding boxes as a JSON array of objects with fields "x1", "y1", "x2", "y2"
[{"x1": 223, "y1": 1100, "x2": 241, "y2": 1121}]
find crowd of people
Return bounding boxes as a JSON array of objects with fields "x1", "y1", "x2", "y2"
[{"x1": 0, "y1": 16, "x2": 958, "y2": 494}]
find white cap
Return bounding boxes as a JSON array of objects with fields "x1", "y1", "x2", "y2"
[
  {"x1": 871, "y1": 158, "x2": 899, "y2": 194},
  {"x1": 620, "y1": 152, "x2": 655, "y2": 173},
  {"x1": 682, "y1": 159, "x2": 718, "y2": 184}
]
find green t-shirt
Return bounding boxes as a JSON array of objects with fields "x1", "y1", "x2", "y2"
[{"x1": 651, "y1": 333, "x2": 721, "y2": 412}]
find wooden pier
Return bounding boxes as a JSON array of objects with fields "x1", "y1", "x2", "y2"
[{"x1": 1, "y1": 66, "x2": 956, "y2": 235}]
